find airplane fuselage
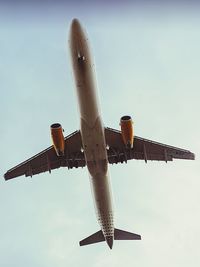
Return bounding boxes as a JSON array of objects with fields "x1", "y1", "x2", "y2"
[
  {"x1": 69, "y1": 19, "x2": 114, "y2": 247},
  {"x1": 4, "y1": 18, "x2": 195, "y2": 249}
]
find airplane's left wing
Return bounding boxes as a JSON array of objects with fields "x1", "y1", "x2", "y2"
[
  {"x1": 4, "y1": 130, "x2": 85, "y2": 180},
  {"x1": 105, "y1": 127, "x2": 195, "y2": 164}
]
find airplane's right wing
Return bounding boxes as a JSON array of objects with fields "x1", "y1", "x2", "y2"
[
  {"x1": 4, "y1": 130, "x2": 85, "y2": 181},
  {"x1": 105, "y1": 127, "x2": 195, "y2": 164}
]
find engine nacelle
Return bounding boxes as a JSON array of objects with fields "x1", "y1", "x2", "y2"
[
  {"x1": 120, "y1": 115, "x2": 134, "y2": 148},
  {"x1": 50, "y1": 123, "x2": 65, "y2": 156}
]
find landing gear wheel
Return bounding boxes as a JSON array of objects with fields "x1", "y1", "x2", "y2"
[{"x1": 78, "y1": 55, "x2": 85, "y2": 62}]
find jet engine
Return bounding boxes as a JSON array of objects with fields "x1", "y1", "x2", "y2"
[
  {"x1": 50, "y1": 123, "x2": 65, "y2": 156},
  {"x1": 120, "y1": 116, "x2": 134, "y2": 148}
]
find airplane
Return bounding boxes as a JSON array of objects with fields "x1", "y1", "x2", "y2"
[{"x1": 4, "y1": 18, "x2": 195, "y2": 249}]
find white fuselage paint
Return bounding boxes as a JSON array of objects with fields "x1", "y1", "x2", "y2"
[{"x1": 69, "y1": 19, "x2": 114, "y2": 238}]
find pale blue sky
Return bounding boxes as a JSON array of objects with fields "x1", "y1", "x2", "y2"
[{"x1": 0, "y1": 2, "x2": 200, "y2": 267}]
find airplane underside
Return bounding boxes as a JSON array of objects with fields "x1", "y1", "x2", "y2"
[{"x1": 3, "y1": 18, "x2": 195, "y2": 249}]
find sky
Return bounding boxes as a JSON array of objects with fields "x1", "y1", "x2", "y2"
[{"x1": 0, "y1": 1, "x2": 200, "y2": 266}]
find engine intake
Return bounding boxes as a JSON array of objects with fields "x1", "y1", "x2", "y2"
[
  {"x1": 120, "y1": 115, "x2": 134, "y2": 148},
  {"x1": 51, "y1": 123, "x2": 65, "y2": 156}
]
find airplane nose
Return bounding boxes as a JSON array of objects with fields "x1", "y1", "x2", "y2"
[
  {"x1": 70, "y1": 18, "x2": 83, "y2": 43},
  {"x1": 71, "y1": 18, "x2": 81, "y2": 32}
]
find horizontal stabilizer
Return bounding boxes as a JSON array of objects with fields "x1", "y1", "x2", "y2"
[
  {"x1": 79, "y1": 230, "x2": 105, "y2": 246},
  {"x1": 114, "y1": 228, "x2": 141, "y2": 240},
  {"x1": 79, "y1": 228, "x2": 141, "y2": 247}
]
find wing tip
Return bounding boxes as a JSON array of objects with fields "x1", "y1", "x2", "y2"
[
  {"x1": 3, "y1": 171, "x2": 19, "y2": 181},
  {"x1": 4, "y1": 172, "x2": 14, "y2": 181},
  {"x1": 3, "y1": 172, "x2": 9, "y2": 181},
  {"x1": 186, "y1": 152, "x2": 195, "y2": 160}
]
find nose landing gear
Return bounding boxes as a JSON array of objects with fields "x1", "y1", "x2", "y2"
[{"x1": 78, "y1": 53, "x2": 85, "y2": 62}]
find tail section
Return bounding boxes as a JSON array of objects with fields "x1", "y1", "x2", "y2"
[
  {"x1": 79, "y1": 230, "x2": 105, "y2": 246},
  {"x1": 79, "y1": 228, "x2": 141, "y2": 248},
  {"x1": 114, "y1": 228, "x2": 141, "y2": 240}
]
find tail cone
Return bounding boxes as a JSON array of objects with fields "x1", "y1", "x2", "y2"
[{"x1": 106, "y1": 236, "x2": 113, "y2": 249}]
